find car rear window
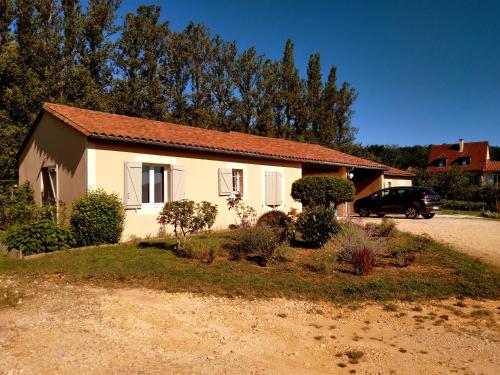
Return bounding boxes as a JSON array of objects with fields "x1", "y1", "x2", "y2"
[{"x1": 423, "y1": 188, "x2": 438, "y2": 195}]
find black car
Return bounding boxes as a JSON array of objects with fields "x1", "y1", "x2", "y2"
[{"x1": 354, "y1": 187, "x2": 442, "y2": 219}]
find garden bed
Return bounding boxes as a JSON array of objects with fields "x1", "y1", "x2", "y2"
[{"x1": 1, "y1": 228, "x2": 498, "y2": 303}]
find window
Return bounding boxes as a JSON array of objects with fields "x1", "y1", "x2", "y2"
[
  {"x1": 41, "y1": 166, "x2": 57, "y2": 205},
  {"x1": 218, "y1": 168, "x2": 243, "y2": 196},
  {"x1": 141, "y1": 165, "x2": 165, "y2": 204},
  {"x1": 437, "y1": 158, "x2": 446, "y2": 167},
  {"x1": 457, "y1": 157, "x2": 470, "y2": 166},
  {"x1": 232, "y1": 169, "x2": 243, "y2": 194}
]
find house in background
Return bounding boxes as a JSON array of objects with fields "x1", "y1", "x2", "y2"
[
  {"x1": 18, "y1": 103, "x2": 407, "y2": 239},
  {"x1": 381, "y1": 166, "x2": 415, "y2": 188},
  {"x1": 427, "y1": 139, "x2": 500, "y2": 185}
]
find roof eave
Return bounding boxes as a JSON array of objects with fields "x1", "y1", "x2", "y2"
[{"x1": 89, "y1": 134, "x2": 386, "y2": 171}]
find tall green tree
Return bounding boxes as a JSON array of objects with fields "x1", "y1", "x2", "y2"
[
  {"x1": 335, "y1": 81, "x2": 357, "y2": 148},
  {"x1": 183, "y1": 22, "x2": 214, "y2": 128},
  {"x1": 278, "y1": 39, "x2": 304, "y2": 138},
  {"x1": 305, "y1": 53, "x2": 322, "y2": 141},
  {"x1": 207, "y1": 36, "x2": 237, "y2": 131},
  {"x1": 113, "y1": 4, "x2": 168, "y2": 119},
  {"x1": 255, "y1": 59, "x2": 280, "y2": 137},
  {"x1": 162, "y1": 30, "x2": 190, "y2": 123},
  {"x1": 233, "y1": 47, "x2": 262, "y2": 132},
  {"x1": 0, "y1": 0, "x2": 15, "y2": 46}
]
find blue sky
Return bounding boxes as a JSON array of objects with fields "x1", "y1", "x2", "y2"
[{"x1": 116, "y1": 0, "x2": 500, "y2": 146}]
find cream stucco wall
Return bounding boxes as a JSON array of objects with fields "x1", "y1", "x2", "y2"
[
  {"x1": 18, "y1": 112, "x2": 88, "y2": 221},
  {"x1": 89, "y1": 141, "x2": 302, "y2": 240},
  {"x1": 382, "y1": 176, "x2": 413, "y2": 189}
]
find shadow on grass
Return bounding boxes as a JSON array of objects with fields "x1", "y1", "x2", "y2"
[{"x1": 137, "y1": 241, "x2": 173, "y2": 251}]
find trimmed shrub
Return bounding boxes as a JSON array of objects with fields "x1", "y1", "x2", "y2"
[
  {"x1": 296, "y1": 206, "x2": 341, "y2": 247},
  {"x1": 6, "y1": 220, "x2": 75, "y2": 255},
  {"x1": 256, "y1": 210, "x2": 291, "y2": 242},
  {"x1": 230, "y1": 225, "x2": 278, "y2": 265},
  {"x1": 71, "y1": 190, "x2": 125, "y2": 247},
  {"x1": 291, "y1": 176, "x2": 355, "y2": 207}
]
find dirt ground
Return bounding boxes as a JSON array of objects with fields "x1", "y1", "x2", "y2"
[
  {"x1": 359, "y1": 215, "x2": 500, "y2": 268},
  {"x1": 1, "y1": 276, "x2": 499, "y2": 375}
]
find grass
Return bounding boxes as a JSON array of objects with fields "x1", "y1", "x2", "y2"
[
  {"x1": 0, "y1": 230, "x2": 499, "y2": 303},
  {"x1": 437, "y1": 209, "x2": 482, "y2": 217}
]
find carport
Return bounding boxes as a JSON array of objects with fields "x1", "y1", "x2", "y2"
[{"x1": 302, "y1": 162, "x2": 384, "y2": 217}]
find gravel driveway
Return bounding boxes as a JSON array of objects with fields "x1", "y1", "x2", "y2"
[{"x1": 360, "y1": 215, "x2": 500, "y2": 268}]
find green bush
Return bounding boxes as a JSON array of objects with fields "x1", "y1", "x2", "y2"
[
  {"x1": 6, "y1": 220, "x2": 75, "y2": 255},
  {"x1": 71, "y1": 190, "x2": 125, "y2": 247},
  {"x1": 256, "y1": 210, "x2": 291, "y2": 242},
  {"x1": 372, "y1": 218, "x2": 397, "y2": 237},
  {"x1": 230, "y1": 225, "x2": 278, "y2": 265},
  {"x1": 442, "y1": 199, "x2": 486, "y2": 211},
  {"x1": 296, "y1": 206, "x2": 341, "y2": 247},
  {"x1": 291, "y1": 176, "x2": 355, "y2": 207},
  {"x1": 0, "y1": 182, "x2": 55, "y2": 230},
  {"x1": 481, "y1": 210, "x2": 500, "y2": 219},
  {"x1": 157, "y1": 200, "x2": 218, "y2": 248}
]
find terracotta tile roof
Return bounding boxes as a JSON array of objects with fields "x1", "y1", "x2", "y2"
[
  {"x1": 43, "y1": 103, "x2": 387, "y2": 170},
  {"x1": 485, "y1": 161, "x2": 500, "y2": 172},
  {"x1": 427, "y1": 141, "x2": 489, "y2": 172},
  {"x1": 383, "y1": 166, "x2": 415, "y2": 177}
]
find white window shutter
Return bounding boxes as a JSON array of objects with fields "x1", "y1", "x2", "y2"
[
  {"x1": 275, "y1": 172, "x2": 283, "y2": 206},
  {"x1": 265, "y1": 171, "x2": 275, "y2": 206},
  {"x1": 265, "y1": 171, "x2": 283, "y2": 207},
  {"x1": 124, "y1": 161, "x2": 142, "y2": 208},
  {"x1": 218, "y1": 168, "x2": 233, "y2": 195},
  {"x1": 171, "y1": 165, "x2": 186, "y2": 201}
]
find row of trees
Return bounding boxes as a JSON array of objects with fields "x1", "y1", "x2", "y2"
[{"x1": 0, "y1": 0, "x2": 358, "y2": 181}]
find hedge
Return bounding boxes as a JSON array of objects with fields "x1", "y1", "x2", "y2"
[{"x1": 441, "y1": 199, "x2": 487, "y2": 211}]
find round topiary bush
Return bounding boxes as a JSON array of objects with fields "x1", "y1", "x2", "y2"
[
  {"x1": 256, "y1": 210, "x2": 291, "y2": 242},
  {"x1": 291, "y1": 176, "x2": 355, "y2": 207},
  {"x1": 71, "y1": 190, "x2": 125, "y2": 247},
  {"x1": 296, "y1": 206, "x2": 341, "y2": 247},
  {"x1": 6, "y1": 220, "x2": 75, "y2": 255}
]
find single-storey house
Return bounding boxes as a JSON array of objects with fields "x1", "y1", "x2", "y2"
[{"x1": 18, "y1": 103, "x2": 410, "y2": 239}]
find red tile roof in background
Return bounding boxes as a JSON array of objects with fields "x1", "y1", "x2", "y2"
[
  {"x1": 383, "y1": 166, "x2": 415, "y2": 177},
  {"x1": 427, "y1": 141, "x2": 489, "y2": 172},
  {"x1": 43, "y1": 103, "x2": 388, "y2": 170},
  {"x1": 485, "y1": 161, "x2": 500, "y2": 172}
]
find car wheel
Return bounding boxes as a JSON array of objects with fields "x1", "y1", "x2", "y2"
[
  {"x1": 422, "y1": 213, "x2": 435, "y2": 219},
  {"x1": 405, "y1": 206, "x2": 419, "y2": 219},
  {"x1": 358, "y1": 207, "x2": 370, "y2": 217}
]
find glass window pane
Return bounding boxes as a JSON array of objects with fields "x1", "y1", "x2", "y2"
[
  {"x1": 154, "y1": 166, "x2": 164, "y2": 203},
  {"x1": 142, "y1": 166, "x2": 150, "y2": 203}
]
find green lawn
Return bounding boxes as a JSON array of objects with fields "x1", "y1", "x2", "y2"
[
  {"x1": 1, "y1": 230, "x2": 499, "y2": 303},
  {"x1": 437, "y1": 209, "x2": 483, "y2": 217}
]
